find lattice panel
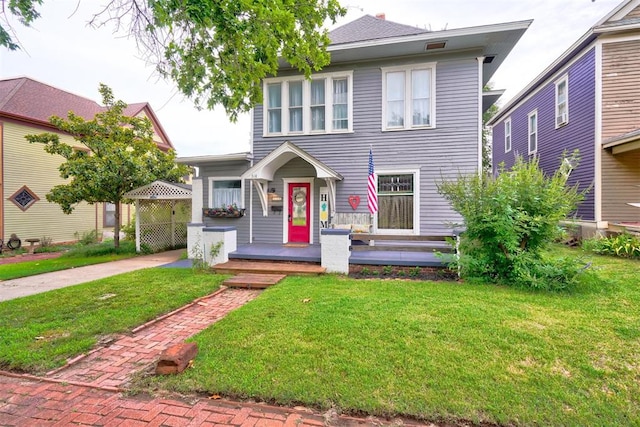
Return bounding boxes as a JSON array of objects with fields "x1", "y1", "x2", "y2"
[
  {"x1": 125, "y1": 181, "x2": 192, "y2": 199},
  {"x1": 138, "y1": 200, "x2": 190, "y2": 252}
]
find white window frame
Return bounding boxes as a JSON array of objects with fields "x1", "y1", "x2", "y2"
[
  {"x1": 381, "y1": 63, "x2": 436, "y2": 131},
  {"x1": 504, "y1": 117, "x2": 512, "y2": 153},
  {"x1": 528, "y1": 110, "x2": 538, "y2": 155},
  {"x1": 373, "y1": 168, "x2": 420, "y2": 235},
  {"x1": 555, "y1": 75, "x2": 569, "y2": 128},
  {"x1": 263, "y1": 71, "x2": 353, "y2": 137},
  {"x1": 208, "y1": 177, "x2": 245, "y2": 209}
]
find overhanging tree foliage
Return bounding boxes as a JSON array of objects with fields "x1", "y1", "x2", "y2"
[
  {"x1": 438, "y1": 153, "x2": 588, "y2": 290},
  {"x1": 26, "y1": 84, "x2": 190, "y2": 249},
  {"x1": 3, "y1": 0, "x2": 346, "y2": 120}
]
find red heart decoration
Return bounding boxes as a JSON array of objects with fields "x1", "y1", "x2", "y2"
[{"x1": 348, "y1": 195, "x2": 360, "y2": 210}]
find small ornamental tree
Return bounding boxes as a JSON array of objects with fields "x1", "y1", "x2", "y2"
[
  {"x1": 437, "y1": 153, "x2": 587, "y2": 290},
  {"x1": 26, "y1": 84, "x2": 190, "y2": 249}
]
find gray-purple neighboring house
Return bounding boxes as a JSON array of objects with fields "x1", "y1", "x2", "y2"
[{"x1": 488, "y1": 0, "x2": 640, "y2": 235}]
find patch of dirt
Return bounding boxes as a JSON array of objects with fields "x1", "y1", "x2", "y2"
[
  {"x1": 349, "y1": 264, "x2": 459, "y2": 281},
  {"x1": 0, "y1": 252, "x2": 64, "y2": 265}
]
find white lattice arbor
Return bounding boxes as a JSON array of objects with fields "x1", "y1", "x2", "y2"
[{"x1": 124, "y1": 181, "x2": 192, "y2": 253}]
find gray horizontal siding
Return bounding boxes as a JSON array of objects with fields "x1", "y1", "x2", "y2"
[
  {"x1": 248, "y1": 55, "x2": 480, "y2": 242},
  {"x1": 200, "y1": 160, "x2": 250, "y2": 243}
]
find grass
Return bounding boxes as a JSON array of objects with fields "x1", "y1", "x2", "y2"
[
  {"x1": 0, "y1": 268, "x2": 224, "y2": 373},
  {"x1": 141, "y1": 246, "x2": 640, "y2": 426},
  {"x1": 0, "y1": 241, "x2": 138, "y2": 280}
]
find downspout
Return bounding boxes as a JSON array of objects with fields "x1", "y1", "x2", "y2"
[
  {"x1": 249, "y1": 107, "x2": 254, "y2": 243},
  {"x1": 477, "y1": 56, "x2": 485, "y2": 175}
]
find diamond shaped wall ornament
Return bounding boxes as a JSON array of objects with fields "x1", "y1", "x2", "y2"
[{"x1": 9, "y1": 186, "x2": 40, "y2": 211}]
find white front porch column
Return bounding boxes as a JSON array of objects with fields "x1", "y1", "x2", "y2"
[
  {"x1": 202, "y1": 226, "x2": 237, "y2": 266},
  {"x1": 191, "y1": 178, "x2": 204, "y2": 223},
  {"x1": 321, "y1": 228, "x2": 351, "y2": 274}
]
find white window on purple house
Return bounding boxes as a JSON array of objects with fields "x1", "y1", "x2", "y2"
[
  {"x1": 555, "y1": 75, "x2": 569, "y2": 128},
  {"x1": 504, "y1": 118, "x2": 512, "y2": 153},
  {"x1": 528, "y1": 110, "x2": 538, "y2": 154}
]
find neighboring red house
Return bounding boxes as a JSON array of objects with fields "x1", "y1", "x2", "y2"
[{"x1": 0, "y1": 76, "x2": 175, "y2": 245}]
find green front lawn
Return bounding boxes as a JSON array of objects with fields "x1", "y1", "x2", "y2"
[
  {"x1": 145, "y1": 248, "x2": 640, "y2": 426},
  {"x1": 0, "y1": 269, "x2": 223, "y2": 372},
  {"x1": 0, "y1": 241, "x2": 140, "y2": 280}
]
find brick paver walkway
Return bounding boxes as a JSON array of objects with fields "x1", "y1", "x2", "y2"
[
  {"x1": 0, "y1": 286, "x2": 425, "y2": 426},
  {"x1": 46, "y1": 287, "x2": 261, "y2": 390}
]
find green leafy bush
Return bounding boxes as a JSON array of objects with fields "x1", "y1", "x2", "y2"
[
  {"x1": 74, "y1": 229, "x2": 99, "y2": 246},
  {"x1": 122, "y1": 220, "x2": 136, "y2": 241},
  {"x1": 583, "y1": 233, "x2": 640, "y2": 258},
  {"x1": 437, "y1": 153, "x2": 587, "y2": 290}
]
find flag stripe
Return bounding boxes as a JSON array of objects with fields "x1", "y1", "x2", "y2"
[{"x1": 367, "y1": 148, "x2": 378, "y2": 214}]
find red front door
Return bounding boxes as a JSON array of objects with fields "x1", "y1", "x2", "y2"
[{"x1": 288, "y1": 183, "x2": 310, "y2": 243}]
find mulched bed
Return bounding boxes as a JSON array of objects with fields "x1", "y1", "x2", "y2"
[
  {"x1": 0, "y1": 252, "x2": 64, "y2": 266},
  {"x1": 349, "y1": 264, "x2": 459, "y2": 281}
]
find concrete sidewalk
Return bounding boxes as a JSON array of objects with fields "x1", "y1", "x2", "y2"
[{"x1": 0, "y1": 249, "x2": 184, "y2": 302}]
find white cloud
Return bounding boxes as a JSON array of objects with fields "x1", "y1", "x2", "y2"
[{"x1": 0, "y1": 0, "x2": 622, "y2": 155}]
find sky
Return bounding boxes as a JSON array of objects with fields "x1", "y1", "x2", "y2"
[{"x1": 0, "y1": 0, "x2": 624, "y2": 156}]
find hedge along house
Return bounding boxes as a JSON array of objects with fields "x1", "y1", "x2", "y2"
[
  {"x1": 488, "y1": 0, "x2": 640, "y2": 236},
  {"x1": 0, "y1": 77, "x2": 176, "y2": 245},
  {"x1": 181, "y1": 14, "x2": 530, "y2": 268}
]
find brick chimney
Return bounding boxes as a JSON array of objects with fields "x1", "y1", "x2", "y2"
[{"x1": 375, "y1": 13, "x2": 386, "y2": 20}]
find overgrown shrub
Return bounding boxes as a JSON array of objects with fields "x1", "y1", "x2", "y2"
[
  {"x1": 74, "y1": 229, "x2": 99, "y2": 246},
  {"x1": 437, "y1": 153, "x2": 588, "y2": 290},
  {"x1": 583, "y1": 233, "x2": 640, "y2": 258},
  {"x1": 122, "y1": 220, "x2": 136, "y2": 241}
]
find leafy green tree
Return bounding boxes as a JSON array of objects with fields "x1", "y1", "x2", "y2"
[
  {"x1": 0, "y1": 0, "x2": 41, "y2": 50},
  {"x1": 26, "y1": 84, "x2": 190, "y2": 249},
  {"x1": 3, "y1": 0, "x2": 346, "y2": 120},
  {"x1": 438, "y1": 152, "x2": 587, "y2": 290}
]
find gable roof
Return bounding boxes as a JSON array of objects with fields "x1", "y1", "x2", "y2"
[
  {"x1": 329, "y1": 15, "x2": 429, "y2": 45},
  {"x1": 488, "y1": 0, "x2": 640, "y2": 126},
  {"x1": 0, "y1": 77, "x2": 174, "y2": 150}
]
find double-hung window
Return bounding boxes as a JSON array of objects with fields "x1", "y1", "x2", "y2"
[
  {"x1": 528, "y1": 110, "x2": 538, "y2": 154},
  {"x1": 504, "y1": 118, "x2": 512, "y2": 153},
  {"x1": 555, "y1": 75, "x2": 569, "y2": 127},
  {"x1": 382, "y1": 63, "x2": 436, "y2": 130},
  {"x1": 263, "y1": 71, "x2": 353, "y2": 136}
]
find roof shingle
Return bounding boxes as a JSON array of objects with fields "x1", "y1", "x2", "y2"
[{"x1": 329, "y1": 14, "x2": 429, "y2": 45}]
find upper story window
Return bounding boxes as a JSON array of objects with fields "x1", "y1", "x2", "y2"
[
  {"x1": 555, "y1": 75, "x2": 569, "y2": 128},
  {"x1": 263, "y1": 71, "x2": 353, "y2": 136},
  {"x1": 382, "y1": 63, "x2": 436, "y2": 131},
  {"x1": 504, "y1": 118, "x2": 512, "y2": 153},
  {"x1": 528, "y1": 110, "x2": 538, "y2": 155}
]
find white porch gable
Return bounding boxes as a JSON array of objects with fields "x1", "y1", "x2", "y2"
[{"x1": 241, "y1": 141, "x2": 343, "y2": 216}]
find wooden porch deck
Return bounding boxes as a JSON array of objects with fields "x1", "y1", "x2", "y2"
[{"x1": 230, "y1": 243, "x2": 451, "y2": 267}]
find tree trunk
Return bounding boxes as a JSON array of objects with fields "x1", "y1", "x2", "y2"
[{"x1": 114, "y1": 201, "x2": 121, "y2": 249}]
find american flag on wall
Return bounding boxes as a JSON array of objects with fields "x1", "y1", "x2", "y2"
[{"x1": 367, "y1": 147, "x2": 378, "y2": 214}]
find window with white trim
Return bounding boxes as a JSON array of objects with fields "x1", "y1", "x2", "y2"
[
  {"x1": 382, "y1": 63, "x2": 436, "y2": 130},
  {"x1": 555, "y1": 75, "x2": 569, "y2": 127},
  {"x1": 504, "y1": 118, "x2": 512, "y2": 153},
  {"x1": 528, "y1": 110, "x2": 538, "y2": 154},
  {"x1": 377, "y1": 173, "x2": 416, "y2": 233},
  {"x1": 209, "y1": 178, "x2": 242, "y2": 209},
  {"x1": 263, "y1": 71, "x2": 353, "y2": 136}
]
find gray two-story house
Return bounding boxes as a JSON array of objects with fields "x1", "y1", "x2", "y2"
[
  {"x1": 182, "y1": 14, "x2": 530, "y2": 255},
  {"x1": 489, "y1": 0, "x2": 640, "y2": 235}
]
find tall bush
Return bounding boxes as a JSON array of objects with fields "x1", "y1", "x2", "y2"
[{"x1": 437, "y1": 153, "x2": 587, "y2": 290}]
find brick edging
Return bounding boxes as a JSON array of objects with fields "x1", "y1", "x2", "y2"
[{"x1": 41, "y1": 287, "x2": 229, "y2": 377}]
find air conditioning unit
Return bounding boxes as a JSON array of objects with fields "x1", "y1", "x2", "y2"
[{"x1": 557, "y1": 112, "x2": 568, "y2": 126}]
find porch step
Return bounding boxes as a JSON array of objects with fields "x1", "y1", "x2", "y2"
[
  {"x1": 214, "y1": 260, "x2": 325, "y2": 276},
  {"x1": 223, "y1": 273, "x2": 286, "y2": 289}
]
